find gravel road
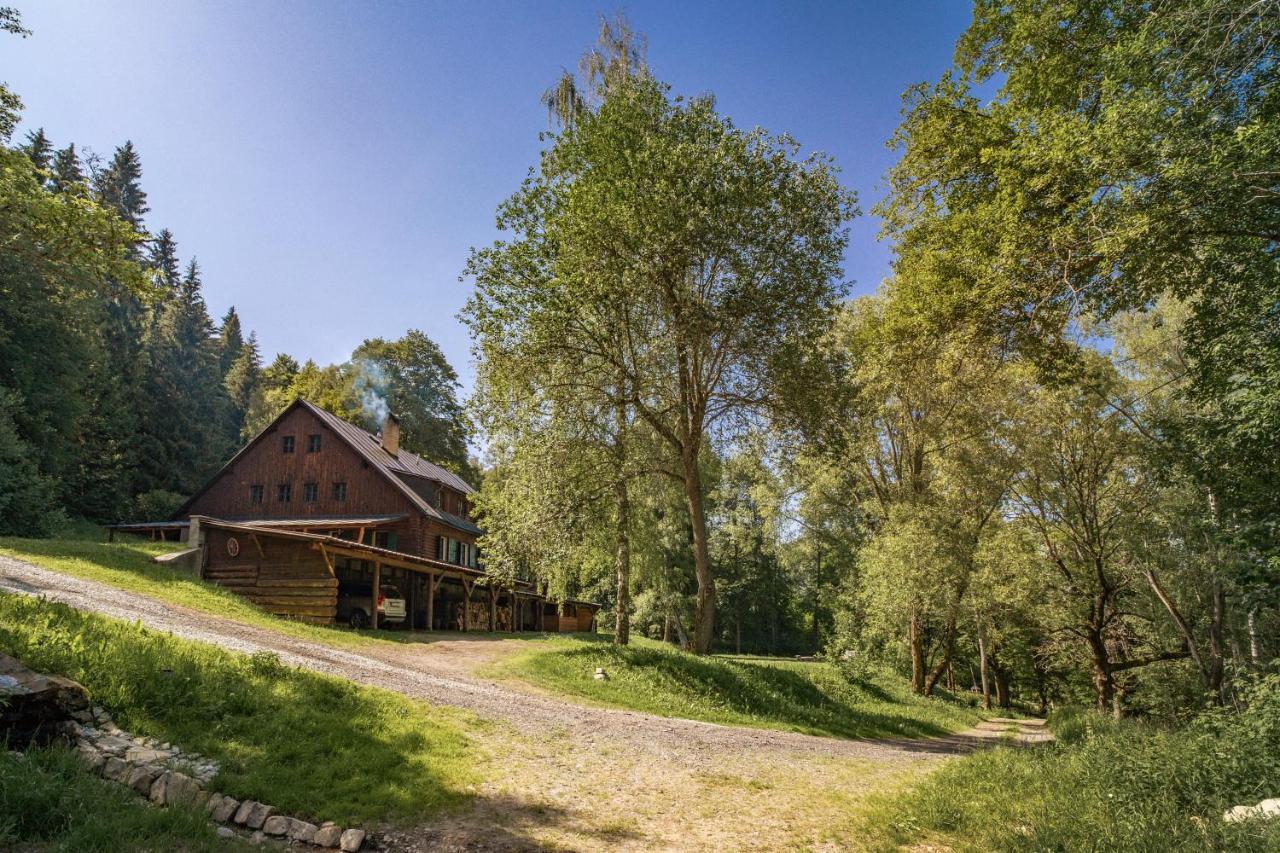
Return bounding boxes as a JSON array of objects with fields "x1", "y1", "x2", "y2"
[{"x1": 0, "y1": 553, "x2": 1043, "y2": 763}]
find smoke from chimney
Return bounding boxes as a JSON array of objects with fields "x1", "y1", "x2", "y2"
[{"x1": 380, "y1": 412, "x2": 400, "y2": 456}]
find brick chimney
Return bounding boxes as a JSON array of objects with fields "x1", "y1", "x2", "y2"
[{"x1": 380, "y1": 413, "x2": 400, "y2": 456}]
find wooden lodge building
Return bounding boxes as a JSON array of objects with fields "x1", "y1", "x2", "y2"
[{"x1": 115, "y1": 399, "x2": 598, "y2": 633}]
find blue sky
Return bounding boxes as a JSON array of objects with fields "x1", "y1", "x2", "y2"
[{"x1": 6, "y1": 1, "x2": 972, "y2": 392}]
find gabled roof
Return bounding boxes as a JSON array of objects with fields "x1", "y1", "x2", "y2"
[
  {"x1": 301, "y1": 401, "x2": 474, "y2": 495},
  {"x1": 174, "y1": 398, "x2": 480, "y2": 536}
]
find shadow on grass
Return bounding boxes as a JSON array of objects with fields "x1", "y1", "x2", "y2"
[
  {"x1": 0, "y1": 593, "x2": 475, "y2": 826},
  {"x1": 528, "y1": 645, "x2": 969, "y2": 740}
]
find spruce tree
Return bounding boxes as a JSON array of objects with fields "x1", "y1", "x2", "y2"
[
  {"x1": 96, "y1": 141, "x2": 149, "y2": 230},
  {"x1": 147, "y1": 229, "x2": 180, "y2": 294},
  {"x1": 19, "y1": 127, "x2": 51, "y2": 171},
  {"x1": 50, "y1": 144, "x2": 84, "y2": 192},
  {"x1": 138, "y1": 259, "x2": 230, "y2": 496},
  {"x1": 224, "y1": 331, "x2": 262, "y2": 441},
  {"x1": 218, "y1": 306, "x2": 244, "y2": 375}
]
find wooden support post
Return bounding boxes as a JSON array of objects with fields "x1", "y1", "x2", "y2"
[
  {"x1": 537, "y1": 599, "x2": 544, "y2": 632},
  {"x1": 426, "y1": 573, "x2": 435, "y2": 632},
  {"x1": 488, "y1": 586, "x2": 496, "y2": 632},
  {"x1": 462, "y1": 579, "x2": 471, "y2": 632},
  {"x1": 407, "y1": 570, "x2": 416, "y2": 631},
  {"x1": 510, "y1": 590, "x2": 517, "y2": 633},
  {"x1": 371, "y1": 561, "x2": 381, "y2": 631}
]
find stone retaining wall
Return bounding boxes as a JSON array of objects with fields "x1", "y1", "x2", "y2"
[{"x1": 0, "y1": 653, "x2": 367, "y2": 851}]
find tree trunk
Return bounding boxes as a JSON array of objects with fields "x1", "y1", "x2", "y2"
[
  {"x1": 1087, "y1": 630, "x2": 1118, "y2": 716},
  {"x1": 1249, "y1": 607, "x2": 1264, "y2": 665},
  {"x1": 1206, "y1": 575, "x2": 1226, "y2": 702},
  {"x1": 977, "y1": 628, "x2": 991, "y2": 711},
  {"x1": 681, "y1": 447, "x2": 716, "y2": 654},
  {"x1": 614, "y1": 474, "x2": 631, "y2": 645},
  {"x1": 923, "y1": 617, "x2": 955, "y2": 697},
  {"x1": 990, "y1": 654, "x2": 1011, "y2": 710},
  {"x1": 909, "y1": 608, "x2": 926, "y2": 694}
]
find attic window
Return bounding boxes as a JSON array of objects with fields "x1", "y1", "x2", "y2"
[
  {"x1": 281, "y1": 435, "x2": 295, "y2": 454},
  {"x1": 307, "y1": 434, "x2": 321, "y2": 453}
]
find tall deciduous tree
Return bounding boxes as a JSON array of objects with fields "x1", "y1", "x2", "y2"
[
  {"x1": 352, "y1": 330, "x2": 470, "y2": 476},
  {"x1": 468, "y1": 74, "x2": 855, "y2": 652}
]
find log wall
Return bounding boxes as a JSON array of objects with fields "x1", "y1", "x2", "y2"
[{"x1": 202, "y1": 528, "x2": 337, "y2": 624}]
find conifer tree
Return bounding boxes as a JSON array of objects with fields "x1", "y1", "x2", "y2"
[
  {"x1": 50, "y1": 144, "x2": 84, "y2": 192},
  {"x1": 223, "y1": 330, "x2": 261, "y2": 440},
  {"x1": 19, "y1": 127, "x2": 50, "y2": 171},
  {"x1": 147, "y1": 229, "x2": 180, "y2": 294},
  {"x1": 96, "y1": 141, "x2": 149, "y2": 230},
  {"x1": 138, "y1": 258, "x2": 229, "y2": 496},
  {"x1": 218, "y1": 306, "x2": 244, "y2": 375}
]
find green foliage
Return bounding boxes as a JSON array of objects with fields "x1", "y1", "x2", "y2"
[
  {"x1": 866, "y1": 674, "x2": 1280, "y2": 852},
  {"x1": 0, "y1": 389, "x2": 64, "y2": 536},
  {"x1": 0, "y1": 594, "x2": 478, "y2": 824},
  {"x1": 131, "y1": 488, "x2": 185, "y2": 521},
  {"x1": 351, "y1": 330, "x2": 471, "y2": 476},
  {"x1": 0, "y1": 745, "x2": 239, "y2": 852},
  {"x1": 491, "y1": 636, "x2": 981, "y2": 739}
]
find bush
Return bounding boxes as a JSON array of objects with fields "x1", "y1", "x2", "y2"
[{"x1": 131, "y1": 489, "x2": 186, "y2": 521}]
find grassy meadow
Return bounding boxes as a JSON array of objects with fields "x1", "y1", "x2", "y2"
[
  {"x1": 0, "y1": 746, "x2": 246, "y2": 852},
  {"x1": 0, "y1": 593, "x2": 481, "y2": 826},
  {"x1": 856, "y1": 683, "x2": 1280, "y2": 852},
  {"x1": 487, "y1": 635, "x2": 984, "y2": 739}
]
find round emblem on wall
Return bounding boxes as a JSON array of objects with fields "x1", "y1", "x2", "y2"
[{"x1": 226, "y1": 537, "x2": 241, "y2": 557}]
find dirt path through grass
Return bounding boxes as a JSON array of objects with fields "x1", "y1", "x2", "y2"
[
  {"x1": 0, "y1": 553, "x2": 1031, "y2": 761},
  {"x1": 1, "y1": 552, "x2": 1051, "y2": 850}
]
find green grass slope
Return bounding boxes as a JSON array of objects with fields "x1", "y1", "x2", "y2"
[
  {"x1": 856, "y1": 683, "x2": 1280, "y2": 852},
  {"x1": 487, "y1": 636, "x2": 983, "y2": 739},
  {"x1": 0, "y1": 594, "x2": 480, "y2": 826},
  {"x1": 0, "y1": 746, "x2": 245, "y2": 852}
]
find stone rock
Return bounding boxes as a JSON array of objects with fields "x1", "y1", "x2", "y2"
[
  {"x1": 125, "y1": 745, "x2": 170, "y2": 764},
  {"x1": 250, "y1": 830, "x2": 266, "y2": 844},
  {"x1": 216, "y1": 826, "x2": 237, "y2": 840},
  {"x1": 212, "y1": 795, "x2": 241, "y2": 823},
  {"x1": 287, "y1": 818, "x2": 319, "y2": 843},
  {"x1": 0, "y1": 653, "x2": 91, "y2": 748},
  {"x1": 75, "y1": 743, "x2": 106, "y2": 773},
  {"x1": 233, "y1": 800, "x2": 258, "y2": 825},
  {"x1": 162, "y1": 772, "x2": 203, "y2": 807},
  {"x1": 593, "y1": 667, "x2": 608, "y2": 681},
  {"x1": 1224, "y1": 798, "x2": 1280, "y2": 823},
  {"x1": 262, "y1": 815, "x2": 290, "y2": 837},
  {"x1": 149, "y1": 772, "x2": 172, "y2": 804},
  {"x1": 244, "y1": 802, "x2": 276, "y2": 830},
  {"x1": 313, "y1": 824, "x2": 344, "y2": 848},
  {"x1": 94, "y1": 734, "x2": 134, "y2": 755},
  {"x1": 339, "y1": 827, "x2": 366, "y2": 852},
  {"x1": 125, "y1": 764, "x2": 159, "y2": 795},
  {"x1": 101, "y1": 756, "x2": 129, "y2": 782}
]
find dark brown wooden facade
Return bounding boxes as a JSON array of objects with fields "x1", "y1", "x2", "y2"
[
  {"x1": 177, "y1": 400, "x2": 479, "y2": 563},
  {"x1": 166, "y1": 399, "x2": 600, "y2": 632}
]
